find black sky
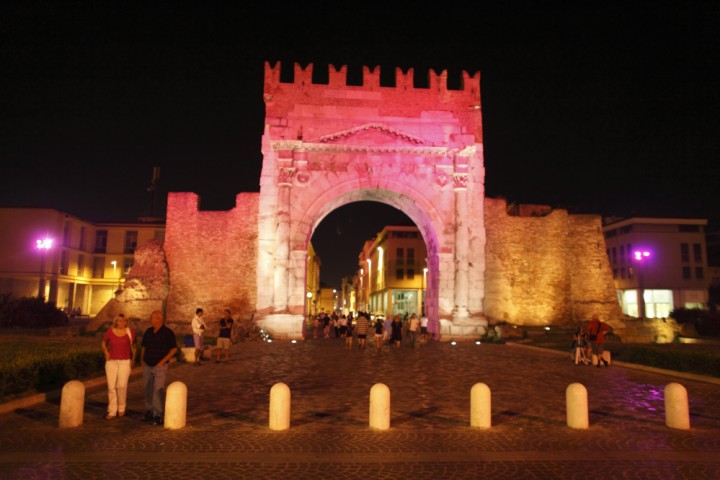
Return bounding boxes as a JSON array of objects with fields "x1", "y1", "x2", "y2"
[{"x1": 1, "y1": 1, "x2": 719, "y2": 287}]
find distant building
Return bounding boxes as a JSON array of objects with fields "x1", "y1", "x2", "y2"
[
  {"x1": 357, "y1": 225, "x2": 428, "y2": 319},
  {"x1": 603, "y1": 217, "x2": 709, "y2": 317},
  {"x1": 316, "y1": 287, "x2": 337, "y2": 315},
  {"x1": 306, "y1": 242, "x2": 320, "y2": 316},
  {"x1": 0, "y1": 207, "x2": 164, "y2": 315}
]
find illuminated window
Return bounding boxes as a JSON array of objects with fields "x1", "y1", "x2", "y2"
[
  {"x1": 63, "y1": 223, "x2": 71, "y2": 247},
  {"x1": 693, "y1": 244, "x2": 702, "y2": 262},
  {"x1": 682, "y1": 267, "x2": 691, "y2": 279},
  {"x1": 124, "y1": 231, "x2": 138, "y2": 254},
  {"x1": 94, "y1": 230, "x2": 107, "y2": 253},
  {"x1": 92, "y1": 257, "x2": 105, "y2": 278},
  {"x1": 680, "y1": 243, "x2": 689, "y2": 262},
  {"x1": 77, "y1": 255, "x2": 85, "y2": 276},
  {"x1": 60, "y1": 250, "x2": 69, "y2": 275}
]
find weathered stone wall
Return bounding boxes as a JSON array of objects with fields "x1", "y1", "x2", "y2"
[
  {"x1": 87, "y1": 239, "x2": 169, "y2": 333},
  {"x1": 163, "y1": 192, "x2": 259, "y2": 334},
  {"x1": 484, "y1": 198, "x2": 622, "y2": 326}
]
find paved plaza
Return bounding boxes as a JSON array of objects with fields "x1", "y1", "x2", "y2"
[{"x1": 1, "y1": 337, "x2": 720, "y2": 479}]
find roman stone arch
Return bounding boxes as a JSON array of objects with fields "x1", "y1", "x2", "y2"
[
  {"x1": 109, "y1": 61, "x2": 624, "y2": 340},
  {"x1": 255, "y1": 62, "x2": 488, "y2": 339}
]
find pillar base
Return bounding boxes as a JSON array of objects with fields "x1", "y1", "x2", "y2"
[{"x1": 255, "y1": 313, "x2": 304, "y2": 340}]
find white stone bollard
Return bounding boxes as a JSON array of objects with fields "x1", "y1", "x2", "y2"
[
  {"x1": 369, "y1": 383, "x2": 390, "y2": 430},
  {"x1": 566, "y1": 383, "x2": 589, "y2": 429},
  {"x1": 269, "y1": 382, "x2": 291, "y2": 431},
  {"x1": 59, "y1": 380, "x2": 85, "y2": 428},
  {"x1": 665, "y1": 383, "x2": 690, "y2": 430},
  {"x1": 164, "y1": 381, "x2": 187, "y2": 430},
  {"x1": 470, "y1": 383, "x2": 491, "y2": 429}
]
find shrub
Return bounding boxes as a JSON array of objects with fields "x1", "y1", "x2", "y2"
[
  {"x1": 0, "y1": 340, "x2": 103, "y2": 400},
  {"x1": 670, "y1": 308, "x2": 720, "y2": 337},
  {"x1": 613, "y1": 344, "x2": 720, "y2": 377},
  {"x1": 0, "y1": 294, "x2": 69, "y2": 329}
]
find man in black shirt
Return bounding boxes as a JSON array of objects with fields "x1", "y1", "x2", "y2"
[{"x1": 141, "y1": 310, "x2": 177, "y2": 426}]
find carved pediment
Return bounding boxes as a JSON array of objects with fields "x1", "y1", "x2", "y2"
[{"x1": 310, "y1": 123, "x2": 428, "y2": 146}]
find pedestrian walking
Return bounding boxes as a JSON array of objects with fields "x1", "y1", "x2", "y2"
[
  {"x1": 355, "y1": 312, "x2": 370, "y2": 351},
  {"x1": 345, "y1": 321, "x2": 354, "y2": 350},
  {"x1": 373, "y1": 316, "x2": 385, "y2": 349},
  {"x1": 141, "y1": 310, "x2": 178, "y2": 426},
  {"x1": 391, "y1": 314, "x2": 403, "y2": 348},
  {"x1": 101, "y1": 313, "x2": 135, "y2": 419},
  {"x1": 420, "y1": 315, "x2": 429, "y2": 345},
  {"x1": 408, "y1": 313, "x2": 420, "y2": 348}
]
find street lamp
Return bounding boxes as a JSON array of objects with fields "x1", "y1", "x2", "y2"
[
  {"x1": 633, "y1": 249, "x2": 652, "y2": 319},
  {"x1": 366, "y1": 258, "x2": 372, "y2": 312},
  {"x1": 36, "y1": 238, "x2": 53, "y2": 299},
  {"x1": 422, "y1": 267, "x2": 428, "y2": 316},
  {"x1": 306, "y1": 291, "x2": 313, "y2": 316},
  {"x1": 111, "y1": 260, "x2": 118, "y2": 293}
]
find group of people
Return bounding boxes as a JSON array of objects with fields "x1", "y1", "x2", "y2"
[
  {"x1": 307, "y1": 311, "x2": 434, "y2": 351},
  {"x1": 570, "y1": 314, "x2": 613, "y2": 367},
  {"x1": 100, "y1": 308, "x2": 236, "y2": 426}
]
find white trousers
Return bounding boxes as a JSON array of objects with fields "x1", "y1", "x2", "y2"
[{"x1": 105, "y1": 359, "x2": 132, "y2": 415}]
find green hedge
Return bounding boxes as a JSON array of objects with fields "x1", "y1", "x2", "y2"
[
  {"x1": 0, "y1": 347, "x2": 105, "y2": 400},
  {"x1": 613, "y1": 345, "x2": 720, "y2": 377}
]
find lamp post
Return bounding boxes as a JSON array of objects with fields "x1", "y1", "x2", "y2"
[
  {"x1": 306, "y1": 291, "x2": 313, "y2": 317},
  {"x1": 422, "y1": 267, "x2": 428, "y2": 316},
  {"x1": 36, "y1": 238, "x2": 53, "y2": 300},
  {"x1": 110, "y1": 260, "x2": 117, "y2": 293},
  {"x1": 633, "y1": 249, "x2": 652, "y2": 319},
  {"x1": 366, "y1": 259, "x2": 372, "y2": 312}
]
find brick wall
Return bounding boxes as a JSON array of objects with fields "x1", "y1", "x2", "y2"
[
  {"x1": 164, "y1": 192, "x2": 259, "y2": 334},
  {"x1": 484, "y1": 198, "x2": 622, "y2": 326}
]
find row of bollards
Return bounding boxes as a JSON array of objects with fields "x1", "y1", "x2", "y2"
[{"x1": 58, "y1": 380, "x2": 691, "y2": 431}]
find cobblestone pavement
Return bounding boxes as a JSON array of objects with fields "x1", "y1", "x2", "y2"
[{"x1": 2, "y1": 337, "x2": 720, "y2": 479}]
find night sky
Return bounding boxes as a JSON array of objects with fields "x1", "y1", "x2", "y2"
[{"x1": 2, "y1": 2, "x2": 719, "y2": 287}]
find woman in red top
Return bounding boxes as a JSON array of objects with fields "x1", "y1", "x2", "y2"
[
  {"x1": 101, "y1": 313, "x2": 136, "y2": 419},
  {"x1": 587, "y1": 314, "x2": 612, "y2": 368}
]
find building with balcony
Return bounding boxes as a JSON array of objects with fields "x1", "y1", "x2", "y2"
[
  {"x1": 0, "y1": 207, "x2": 165, "y2": 316},
  {"x1": 603, "y1": 217, "x2": 709, "y2": 318},
  {"x1": 357, "y1": 225, "x2": 428, "y2": 318}
]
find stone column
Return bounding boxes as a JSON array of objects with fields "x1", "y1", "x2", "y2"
[
  {"x1": 273, "y1": 177, "x2": 292, "y2": 312},
  {"x1": 453, "y1": 174, "x2": 470, "y2": 321}
]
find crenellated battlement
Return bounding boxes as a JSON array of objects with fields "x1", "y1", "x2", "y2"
[{"x1": 264, "y1": 61, "x2": 480, "y2": 100}]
